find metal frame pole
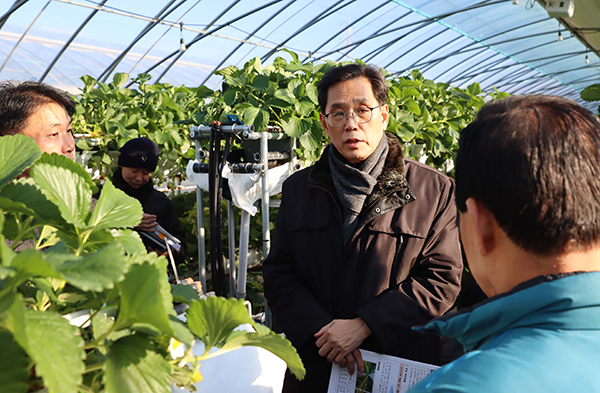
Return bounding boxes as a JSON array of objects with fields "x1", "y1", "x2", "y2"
[{"x1": 194, "y1": 142, "x2": 206, "y2": 291}]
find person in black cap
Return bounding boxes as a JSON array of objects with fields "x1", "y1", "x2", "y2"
[{"x1": 111, "y1": 137, "x2": 187, "y2": 265}]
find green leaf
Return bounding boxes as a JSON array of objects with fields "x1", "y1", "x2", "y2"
[
  {"x1": 115, "y1": 261, "x2": 174, "y2": 335},
  {"x1": 169, "y1": 314, "x2": 194, "y2": 347},
  {"x1": 0, "y1": 134, "x2": 41, "y2": 189},
  {"x1": 306, "y1": 83, "x2": 319, "y2": 106},
  {"x1": 104, "y1": 335, "x2": 172, "y2": 393},
  {"x1": 171, "y1": 284, "x2": 200, "y2": 304},
  {"x1": 221, "y1": 326, "x2": 305, "y2": 380},
  {"x1": 10, "y1": 249, "x2": 62, "y2": 287},
  {"x1": 185, "y1": 296, "x2": 253, "y2": 350},
  {"x1": 37, "y1": 151, "x2": 97, "y2": 192},
  {"x1": 404, "y1": 99, "x2": 421, "y2": 115},
  {"x1": 30, "y1": 160, "x2": 92, "y2": 228},
  {"x1": 252, "y1": 75, "x2": 270, "y2": 91},
  {"x1": 242, "y1": 107, "x2": 270, "y2": 132},
  {"x1": 0, "y1": 197, "x2": 35, "y2": 217},
  {"x1": 282, "y1": 48, "x2": 299, "y2": 63},
  {"x1": 0, "y1": 179, "x2": 64, "y2": 224},
  {"x1": 274, "y1": 88, "x2": 296, "y2": 104},
  {"x1": 466, "y1": 82, "x2": 482, "y2": 96},
  {"x1": 112, "y1": 73, "x2": 129, "y2": 89},
  {"x1": 0, "y1": 329, "x2": 29, "y2": 393},
  {"x1": 299, "y1": 119, "x2": 324, "y2": 153},
  {"x1": 46, "y1": 243, "x2": 127, "y2": 292},
  {"x1": 294, "y1": 98, "x2": 314, "y2": 117},
  {"x1": 88, "y1": 180, "x2": 143, "y2": 230},
  {"x1": 111, "y1": 229, "x2": 146, "y2": 254},
  {"x1": 581, "y1": 84, "x2": 600, "y2": 102},
  {"x1": 282, "y1": 115, "x2": 312, "y2": 138},
  {"x1": 24, "y1": 309, "x2": 85, "y2": 393}
]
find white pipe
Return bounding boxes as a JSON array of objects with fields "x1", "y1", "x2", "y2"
[{"x1": 236, "y1": 210, "x2": 251, "y2": 299}]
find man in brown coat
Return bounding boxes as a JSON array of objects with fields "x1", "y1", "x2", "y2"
[{"x1": 263, "y1": 64, "x2": 463, "y2": 392}]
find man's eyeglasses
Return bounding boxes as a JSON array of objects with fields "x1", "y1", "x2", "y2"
[{"x1": 324, "y1": 105, "x2": 381, "y2": 128}]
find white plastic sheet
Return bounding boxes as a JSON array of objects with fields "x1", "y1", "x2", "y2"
[{"x1": 186, "y1": 161, "x2": 292, "y2": 215}]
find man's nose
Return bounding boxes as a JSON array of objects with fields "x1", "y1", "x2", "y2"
[
  {"x1": 344, "y1": 112, "x2": 359, "y2": 130},
  {"x1": 62, "y1": 132, "x2": 75, "y2": 160}
]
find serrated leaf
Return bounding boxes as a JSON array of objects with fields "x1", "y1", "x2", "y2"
[
  {"x1": 221, "y1": 327, "x2": 305, "y2": 380},
  {"x1": 30, "y1": 161, "x2": 91, "y2": 227},
  {"x1": 282, "y1": 115, "x2": 312, "y2": 137},
  {"x1": 0, "y1": 134, "x2": 41, "y2": 189},
  {"x1": 274, "y1": 88, "x2": 296, "y2": 104},
  {"x1": 171, "y1": 284, "x2": 200, "y2": 304},
  {"x1": 104, "y1": 335, "x2": 172, "y2": 393},
  {"x1": 242, "y1": 107, "x2": 270, "y2": 132},
  {"x1": 10, "y1": 249, "x2": 62, "y2": 287},
  {"x1": 36, "y1": 153, "x2": 97, "y2": 192},
  {"x1": 24, "y1": 310, "x2": 85, "y2": 393},
  {"x1": 299, "y1": 119, "x2": 324, "y2": 152},
  {"x1": 0, "y1": 179, "x2": 64, "y2": 224},
  {"x1": 88, "y1": 180, "x2": 143, "y2": 230},
  {"x1": 294, "y1": 98, "x2": 314, "y2": 117},
  {"x1": 185, "y1": 296, "x2": 253, "y2": 350},
  {"x1": 306, "y1": 83, "x2": 319, "y2": 106},
  {"x1": 115, "y1": 261, "x2": 174, "y2": 335},
  {"x1": 0, "y1": 329, "x2": 29, "y2": 393},
  {"x1": 45, "y1": 243, "x2": 127, "y2": 291},
  {"x1": 111, "y1": 229, "x2": 146, "y2": 254}
]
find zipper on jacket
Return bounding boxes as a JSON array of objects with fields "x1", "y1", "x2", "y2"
[{"x1": 389, "y1": 234, "x2": 404, "y2": 287}]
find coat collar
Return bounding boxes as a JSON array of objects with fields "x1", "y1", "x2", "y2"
[
  {"x1": 416, "y1": 271, "x2": 600, "y2": 351},
  {"x1": 308, "y1": 132, "x2": 412, "y2": 207}
]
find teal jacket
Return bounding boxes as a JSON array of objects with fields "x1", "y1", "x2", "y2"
[{"x1": 408, "y1": 272, "x2": 600, "y2": 392}]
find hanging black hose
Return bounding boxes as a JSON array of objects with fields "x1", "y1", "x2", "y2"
[{"x1": 207, "y1": 119, "x2": 241, "y2": 297}]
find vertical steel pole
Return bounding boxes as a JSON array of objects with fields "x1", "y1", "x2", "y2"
[
  {"x1": 260, "y1": 131, "x2": 273, "y2": 328},
  {"x1": 195, "y1": 142, "x2": 206, "y2": 291}
]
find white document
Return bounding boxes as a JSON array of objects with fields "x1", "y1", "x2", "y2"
[{"x1": 327, "y1": 349, "x2": 438, "y2": 393}]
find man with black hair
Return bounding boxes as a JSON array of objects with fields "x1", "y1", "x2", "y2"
[
  {"x1": 0, "y1": 81, "x2": 75, "y2": 160},
  {"x1": 263, "y1": 64, "x2": 463, "y2": 392},
  {"x1": 409, "y1": 95, "x2": 600, "y2": 392}
]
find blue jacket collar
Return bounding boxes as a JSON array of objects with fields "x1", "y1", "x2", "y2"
[{"x1": 416, "y1": 271, "x2": 600, "y2": 351}]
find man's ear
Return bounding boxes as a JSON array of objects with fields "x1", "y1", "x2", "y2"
[
  {"x1": 380, "y1": 104, "x2": 389, "y2": 129},
  {"x1": 465, "y1": 198, "x2": 497, "y2": 256}
]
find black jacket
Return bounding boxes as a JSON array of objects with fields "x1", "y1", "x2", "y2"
[
  {"x1": 105, "y1": 168, "x2": 187, "y2": 264},
  {"x1": 263, "y1": 134, "x2": 463, "y2": 392}
]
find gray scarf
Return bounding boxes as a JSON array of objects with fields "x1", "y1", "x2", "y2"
[{"x1": 329, "y1": 136, "x2": 389, "y2": 244}]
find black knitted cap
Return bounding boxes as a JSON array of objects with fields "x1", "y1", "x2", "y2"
[{"x1": 118, "y1": 138, "x2": 159, "y2": 172}]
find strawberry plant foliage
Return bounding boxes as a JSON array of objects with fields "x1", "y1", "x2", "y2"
[{"x1": 0, "y1": 134, "x2": 304, "y2": 392}]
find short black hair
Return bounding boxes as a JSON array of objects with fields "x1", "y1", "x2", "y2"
[
  {"x1": 317, "y1": 64, "x2": 388, "y2": 113},
  {"x1": 456, "y1": 95, "x2": 600, "y2": 257},
  {"x1": 0, "y1": 80, "x2": 75, "y2": 136}
]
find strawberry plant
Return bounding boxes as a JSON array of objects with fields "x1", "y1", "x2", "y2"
[{"x1": 0, "y1": 134, "x2": 304, "y2": 393}]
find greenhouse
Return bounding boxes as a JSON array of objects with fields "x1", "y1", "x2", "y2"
[{"x1": 1, "y1": 0, "x2": 600, "y2": 392}]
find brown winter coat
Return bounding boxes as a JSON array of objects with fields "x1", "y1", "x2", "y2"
[{"x1": 263, "y1": 134, "x2": 463, "y2": 392}]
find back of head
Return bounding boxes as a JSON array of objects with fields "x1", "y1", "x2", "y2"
[
  {"x1": 317, "y1": 64, "x2": 388, "y2": 112},
  {"x1": 0, "y1": 81, "x2": 75, "y2": 136},
  {"x1": 118, "y1": 138, "x2": 159, "y2": 172},
  {"x1": 456, "y1": 95, "x2": 600, "y2": 257}
]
